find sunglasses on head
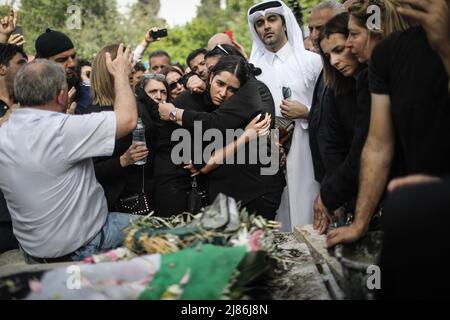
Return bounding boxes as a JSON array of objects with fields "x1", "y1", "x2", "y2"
[{"x1": 211, "y1": 44, "x2": 230, "y2": 56}]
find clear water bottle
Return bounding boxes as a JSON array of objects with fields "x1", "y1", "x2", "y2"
[{"x1": 132, "y1": 117, "x2": 147, "y2": 166}]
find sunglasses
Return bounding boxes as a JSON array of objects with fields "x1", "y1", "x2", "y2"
[
  {"x1": 212, "y1": 44, "x2": 230, "y2": 56},
  {"x1": 169, "y1": 78, "x2": 184, "y2": 91}
]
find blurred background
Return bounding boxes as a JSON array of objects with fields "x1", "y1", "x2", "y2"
[{"x1": 0, "y1": 0, "x2": 322, "y2": 66}]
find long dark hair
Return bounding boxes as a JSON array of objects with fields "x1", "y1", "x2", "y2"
[
  {"x1": 318, "y1": 13, "x2": 361, "y2": 95},
  {"x1": 208, "y1": 55, "x2": 253, "y2": 90}
]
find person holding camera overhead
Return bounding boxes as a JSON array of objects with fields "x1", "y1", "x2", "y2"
[{"x1": 133, "y1": 27, "x2": 170, "y2": 74}]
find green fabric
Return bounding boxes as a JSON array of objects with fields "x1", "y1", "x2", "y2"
[{"x1": 139, "y1": 244, "x2": 247, "y2": 300}]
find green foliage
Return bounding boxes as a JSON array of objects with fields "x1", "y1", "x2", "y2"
[{"x1": 0, "y1": 0, "x2": 324, "y2": 64}]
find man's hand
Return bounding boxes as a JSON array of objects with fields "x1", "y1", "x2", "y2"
[
  {"x1": 8, "y1": 33, "x2": 24, "y2": 46},
  {"x1": 397, "y1": 0, "x2": 450, "y2": 55},
  {"x1": 326, "y1": 223, "x2": 366, "y2": 248},
  {"x1": 158, "y1": 102, "x2": 176, "y2": 121},
  {"x1": 387, "y1": 174, "x2": 441, "y2": 193},
  {"x1": 105, "y1": 44, "x2": 133, "y2": 79},
  {"x1": 120, "y1": 142, "x2": 149, "y2": 167},
  {"x1": 0, "y1": 10, "x2": 18, "y2": 43},
  {"x1": 280, "y1": 99, "x2": 309, "y2": 120},
  {"x1": 313, "y1": 194, "x2": 333, "y2": 235},
  {"x1": 187, "y1": 75, "x2": 206, "y2": 94}
]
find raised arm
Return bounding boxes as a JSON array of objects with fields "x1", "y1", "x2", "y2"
[
  {"x1": 0, "y1": 10, "x2": 18, "y2": 44},
  {"x1": 133, "y1": 27, "x2": 161, "y2": 64},
  {"x1": 105, "y1": 44, "x2": 137, "y2": 139}
]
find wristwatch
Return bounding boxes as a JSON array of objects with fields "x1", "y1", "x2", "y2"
[{"x1": 169, "y1": 108, "x2": 178, "y2": 121}]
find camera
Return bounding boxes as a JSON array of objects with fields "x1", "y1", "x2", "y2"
[{"x1": 151, "y1": 28, "x2": 168, "y2": 39}]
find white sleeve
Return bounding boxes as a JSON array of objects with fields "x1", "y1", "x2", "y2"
[
  {"x1": 59, "y1": 112, "x2": 117, "y2": 163},
  {"x1": 133, "y1": 45, "x2": 147, "y2": 64}
]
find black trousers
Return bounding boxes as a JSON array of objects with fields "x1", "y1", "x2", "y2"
[
  {"x1": 378, "y1": 179, "x2": 450, "y2": 300},
  {"x1": 244, "y1": 190, "x2": 284, "y2": 221},
  {"x1": 153, "y1": 175, "x2": 191, "y2": 218},
  {"x1": 0, "y1": 222, "x2": 18, "y2": 254}
]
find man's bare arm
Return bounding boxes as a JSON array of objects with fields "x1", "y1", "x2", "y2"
[
  {"x1": 105, "y1": 44, "x2": 137, "y2": 139},
  {"x1": 327, "y1": 94, "x2": 394, "y2": 247}
]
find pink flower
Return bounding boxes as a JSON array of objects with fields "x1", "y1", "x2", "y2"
[
  {"x1": 29, "y1": 280, "x2": 42, "y2": 293},
  {"x1": 84, "y1": 257, "x2": 94, "y2": 264},
  {"x1": 106, "y1": 251, "x2": 119, "y2": 261},
  {"x1": 248, "y1": 230, "x2": 264, "y2": 252}
]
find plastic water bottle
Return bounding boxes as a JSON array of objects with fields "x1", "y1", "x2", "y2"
[{"x1": 132, "y1": 117, "x2": 147, "y2": 166}]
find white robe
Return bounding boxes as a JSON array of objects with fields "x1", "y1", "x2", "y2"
[{"x1": 253, "y1": 42, "x2": 322, "y2": 231}]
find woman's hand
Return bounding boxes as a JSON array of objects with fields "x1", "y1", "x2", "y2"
[
  {"x1": 120, "y1": 142, "x2": 149, "y2": 167},
  {"x1": 184, "y1": 162, "x2": 201, "y2": 177},
  {"x1": 158, "y1": 102, "x2": 176, "y2": 121},
  {"x1": 244, "y1": 113, "x2": 271, "y2": 141}
]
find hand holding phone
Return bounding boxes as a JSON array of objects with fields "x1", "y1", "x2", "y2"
[
  {"x1": 282, "y1": 86, "x2": 292, "y2": 100},
  {"x1": 150, "y1": 28, "x2": 168, "y2": 40}
]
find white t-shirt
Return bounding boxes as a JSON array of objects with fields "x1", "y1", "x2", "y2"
[{"x1": 0, "y1": 108, "x2": 116, "y2": 258}]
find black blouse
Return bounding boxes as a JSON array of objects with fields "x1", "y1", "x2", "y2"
[{"x1": 320, "y1": 69, "x2": 371, "y2": 211}]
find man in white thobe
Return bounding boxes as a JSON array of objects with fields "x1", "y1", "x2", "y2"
[{"x1": 247, "y1": 0, "x2": 323, "y2": 231}]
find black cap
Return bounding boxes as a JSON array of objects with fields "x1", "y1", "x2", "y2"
[{"x1": 35, "y1": 28, "x2": 74, "y2": 58}]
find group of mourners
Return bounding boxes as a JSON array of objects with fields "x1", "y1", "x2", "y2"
[{"x1": 0, "y1": 0, "x2": 449, "y2": 299}]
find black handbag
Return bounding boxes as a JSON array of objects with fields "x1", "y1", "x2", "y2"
[
  {"x1": 118, "y1": 167, "x2": 151, "y2": 216},
  {"x1": 187, "y1": 176, "x2": 207, "y2": 214}
]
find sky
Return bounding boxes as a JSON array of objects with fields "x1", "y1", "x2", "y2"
[
  {"x1": 0, "y1": 0, "x2": 201, "y2": 27},
  {"x1": 117, "y1": 0, "x2": 201, "y2": 26}
]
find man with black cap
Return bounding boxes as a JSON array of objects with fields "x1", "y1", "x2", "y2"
[
  {"x1": 35, "y1": 29, "x2": 78, "y2": 88},
  {"x1": 35, "y1": 29, "x2": 83, "y2": 112}
]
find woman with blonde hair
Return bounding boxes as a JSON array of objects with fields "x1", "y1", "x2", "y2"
[
  {"x1": 83, "y1": 44, "x2": 154, "y2": 213},
  {"x1": 346, "y1": 0, "x2": 412, "y2": 63},
  {"x1": 319, "y1": 0, "x2": 413, "y2": 244}
]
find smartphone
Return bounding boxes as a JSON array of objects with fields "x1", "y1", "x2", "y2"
[
  {"x1": 151, "y1": 28, "x2": 168, "y2": 39},
  {"x1": 282, "y1": 86, "x2": 292, "y2": 100}
]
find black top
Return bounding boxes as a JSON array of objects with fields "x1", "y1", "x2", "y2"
[
  {"x1": 0, "y1": 190, "x2": 10, "y2": 223},
  {"x1": 81, "y1": 104, "x2": 155, "y2": 211},
  {"x1": 320, "y1": 69, "x2": 371, "y2": 211},
  {"x1": 369, "y1": 27, "x2": 450, "y2": 177},
  {"x1": 308, "y1": 71, "x2": 329, "y2": 183},
  {"x1": 0, "y1": 100, "x2": 8, "y2": 118},
  {"x1": 181, "y1": 79, "x2": 286, "y2": 205}
]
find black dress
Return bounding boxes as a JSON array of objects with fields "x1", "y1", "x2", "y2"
[
  {"x1": 138, "y1": 91, "x2": 210, "y2": 217},
  {"x1": 181, "y1": 79, "x2": 286, "y2": 219},
  {"x1": 320, "y1": 69, "x2": 371, "y2": 212},
  {"x1": 308, "y1": 71, "x2": 330, "y2": 184},
  {"x1": 81, "y1": 103, "x2": 155, "y2": 212}
]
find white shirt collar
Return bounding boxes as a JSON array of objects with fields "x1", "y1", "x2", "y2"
[{"x1": 264, "y1": 41, "x2": 293, "y2": 66}]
